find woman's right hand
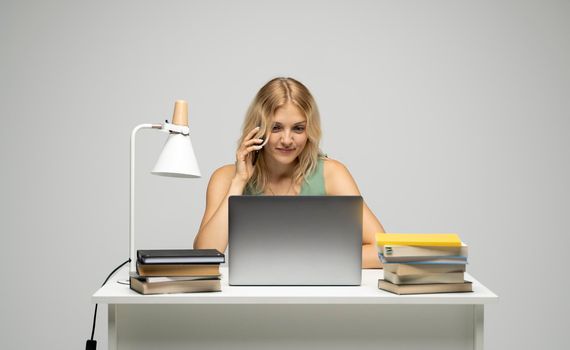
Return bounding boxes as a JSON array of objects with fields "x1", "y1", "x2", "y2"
[{"x1": 235, "y1": 126, "x2": 264, "y2": 183}]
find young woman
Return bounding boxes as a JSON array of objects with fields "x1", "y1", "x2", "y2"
[{"x1": 194, "y1": 77, "x2": 385, "y2": 268}]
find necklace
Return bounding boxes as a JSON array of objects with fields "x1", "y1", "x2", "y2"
[{"x1": 267, "y1": 177, "x2": 297, "y2": 196}]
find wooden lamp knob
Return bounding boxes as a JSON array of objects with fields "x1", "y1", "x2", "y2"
[{"x1": 171, "y1": 100, "x2": 189, "y2": 126}]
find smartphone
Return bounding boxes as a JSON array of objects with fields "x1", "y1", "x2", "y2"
[{"x1": 252, "y1": 137, "x2": 264, "y2": 165}]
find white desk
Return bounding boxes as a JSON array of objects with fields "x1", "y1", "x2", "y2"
[{"x1": 93, "y1": 267, "x2": 497, "y2": 350}]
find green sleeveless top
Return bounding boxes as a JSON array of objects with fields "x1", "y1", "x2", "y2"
[{"x1": 244, "y1": 157, "x2": 326, "y2": 196}]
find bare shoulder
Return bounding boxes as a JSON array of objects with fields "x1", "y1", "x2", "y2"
[
  {"x1": 323, "y1": 157, "x2": 348, "y2": 174},
  {"x1": 212, "y1": 164, "x2": 235, "y2": 178},
  {"x1": 322, "y1": 158, "x2": 360, "y2": 195},
  {"x1": 207, "y1": 164, "x2": 236, "y2": 190}
]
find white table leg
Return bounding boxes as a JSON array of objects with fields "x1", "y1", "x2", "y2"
[
  {"x1": 474, "y1": 305, "x2": 484, "y2": 350},
  {"x1": 108, "y1": 304, "x2": 117, "y2": 350}
]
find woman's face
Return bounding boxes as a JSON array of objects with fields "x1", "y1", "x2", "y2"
[{"x1": 264, "y1": 103, "x2": 308, "y2": 165}]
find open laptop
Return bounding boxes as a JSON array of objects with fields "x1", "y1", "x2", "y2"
[{"x1": 228, "y1": 195, "x2": 362, "y2": 286}]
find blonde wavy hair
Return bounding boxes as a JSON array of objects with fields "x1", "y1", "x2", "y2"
[{"x1": 238, "y1": 77, "x2": 324, "y2": 194}]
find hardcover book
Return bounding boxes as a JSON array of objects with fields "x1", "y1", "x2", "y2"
[
  {"x1": 376, "y1": 233, "x2": 462, "y2": 247},
  {"x1": 380, "y1": 243, "x2": 468, "y2": 260},
  {"x1": 383, "y1": 263, "x2": 466, "y2": 276},
  {"x1": 380, "y1": 254, "x2": 468, "y2": 263},
  {"x1": 129, "y1": 276, "x2": 221, "y2": 295},
  {"x1": 378, "y1": 279, "x2": 473, "y2": 295},
  {"x1": 379, "y1": 253, "x2": 467, "y2": 265},
  {"x1": 136, "y1": 262, "x2": 221, "y2": 277},
  {"x1": 130, "y1": 272, "x2": 221, "y2": 283},
  {"x1": 383, "y1": 271, "x2": 465, "y2": 284},
  {"x1": 137, "y1": 249, "x2": 225, "y2": 264}
]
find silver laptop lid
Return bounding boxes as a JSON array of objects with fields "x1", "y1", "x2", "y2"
[{"x1": 229, "y1": 196, "x2": 362, "y2": 286}]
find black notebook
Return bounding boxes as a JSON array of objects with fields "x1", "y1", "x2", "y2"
[{"x1": 137, "y1": 249, "x2": 225, "y2": 264}]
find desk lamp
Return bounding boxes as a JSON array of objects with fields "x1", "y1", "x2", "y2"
[
  {"x1": 87, "y1": 100, "x2": 201, "y2": 350},
  {"x1": 129, "y1": 100, "x2": 201, "y2": 273}
]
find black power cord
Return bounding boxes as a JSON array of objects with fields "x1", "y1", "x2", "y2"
[{"x1": 86, "y1": 259, "x2": 131, "y2": 350}]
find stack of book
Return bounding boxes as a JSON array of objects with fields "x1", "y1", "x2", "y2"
[
  {"x1": 130, "y1": 249, "x2": 224, "y2": 295},
  {"x1": 376, "y1": 234, "x2": 472, "y2": 295}
]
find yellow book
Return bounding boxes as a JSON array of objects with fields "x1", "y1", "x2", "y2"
[{"x1": 376, "y1": 233, "x2": 462, "y2": 247}]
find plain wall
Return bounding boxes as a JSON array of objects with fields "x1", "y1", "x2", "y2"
[{"x1": 1, "y1": 0, "x2": 569, "y2": 349}]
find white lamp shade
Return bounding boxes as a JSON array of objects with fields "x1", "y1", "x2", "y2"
[{"x1": 151, "y1": 133, "x2": 201, "y2": 178}]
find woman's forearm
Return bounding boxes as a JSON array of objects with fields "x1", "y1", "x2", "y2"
[
  {"x1": 193, "y1": 178, "x2": 246, "y2": 253},
  {"x1": 362, "y1": 243, "x2": 382, "y2": 269}
]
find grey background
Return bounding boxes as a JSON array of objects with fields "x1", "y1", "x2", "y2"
[{"x1": 1, "y1": 0, "x2": 568, "y2": 349}]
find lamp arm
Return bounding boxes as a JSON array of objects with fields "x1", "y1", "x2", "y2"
[{"x1": 130, "y1": 123, "x2": 162, "y2": 273}]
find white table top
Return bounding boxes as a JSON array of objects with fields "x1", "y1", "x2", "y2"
[{"x1": 92, "y1": 266, "x2": 498, "y2": 305}]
